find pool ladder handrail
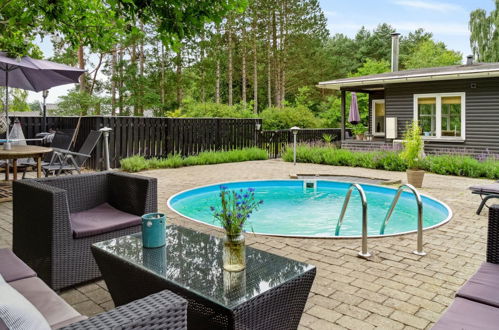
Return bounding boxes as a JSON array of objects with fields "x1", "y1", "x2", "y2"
[
  {"x1": 380, "y1": 184, "x2": 426, "y2": 256},
  {"x1": 335, "y1": 183, "x2": 371, "y2": 258}
]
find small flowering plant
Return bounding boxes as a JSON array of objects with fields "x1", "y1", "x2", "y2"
[{"x1": 210, "y1": 185, "x2": 263, "y2": 236}]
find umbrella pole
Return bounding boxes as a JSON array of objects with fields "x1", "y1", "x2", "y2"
[{"x1": 3, "y1": 70, "x2": 10, "y2": 150}]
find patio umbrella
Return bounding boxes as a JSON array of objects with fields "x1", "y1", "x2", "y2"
[
  {"x1": 0, "y1": 52, "x2": 85, "y2": 142},
  {"x1": 348, "y1": 92, "x2": 360, "y2": 125}
]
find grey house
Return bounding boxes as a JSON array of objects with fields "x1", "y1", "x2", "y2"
[{"x1": 318, "y1": 35, "x2": 499, "y2": 155}]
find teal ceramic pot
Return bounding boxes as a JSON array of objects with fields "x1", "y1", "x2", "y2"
[{"x1": 141, "y1": 213, "x2": 166, "y2": 248}]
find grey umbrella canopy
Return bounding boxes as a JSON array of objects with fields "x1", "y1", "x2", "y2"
[{"x1": 0, "y1": 51, "x2": 85, "y2": 140}]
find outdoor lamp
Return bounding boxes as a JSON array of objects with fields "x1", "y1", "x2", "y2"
[
  {"x1": 42, "y1": 90, "x2": 49, "y2": 132},
  {"x1": 290, "y1": 126, "x2": 300, "y2": 165}
]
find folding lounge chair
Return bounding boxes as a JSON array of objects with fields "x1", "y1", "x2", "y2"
[
  {"x1": 21, "y1": 129, "x2": 76, "y2": 178},
  {"x1": 469, "y1": 181, "x2": 499, "y2": 215},
  {"x1": 43, "y1": 130, "x2": 102, "y2": 176}
]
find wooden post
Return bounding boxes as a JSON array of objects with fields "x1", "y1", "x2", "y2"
[{"x1": 341, "y1": 90, "x2": 346, "y2": 140}]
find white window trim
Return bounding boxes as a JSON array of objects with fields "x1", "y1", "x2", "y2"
[
  {"x1": 371, "y1": 99, "x2": 385, "y2": 136},
  {"x1": 413, "y1": 92, "x2": 466, "y2": 141}
]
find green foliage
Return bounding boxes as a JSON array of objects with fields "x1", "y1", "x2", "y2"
[
  {"x1": 351, "y1": 124, "x2": 367, "y2": 135},
  {"x1": 322, "y1": 134, "x2": 333, "y2": 143},
  {"x1": 403, "y1": 40, "x2": 462, "y2": 69},
  {"x1": 180, "y1": 101, "x2": 255, "y2": 118},
  {"x1": 282, "y1": 145, "x2": 499, "y2": 179},
  {"x1": 260, "y1": 106, "x2": 322, "y2": 130},
  {"x1": 56, "y1": 90, "x2": 107, "y2": 116},
  {"x1": 470, "y1": 4, "x2": 499, "y2": 62},
  {"x1": 120, "y1": 148, "x2": 268, "y2": 172},
  {"x1": 400, "y1": 121, "x2": 424, "y2": 169}
]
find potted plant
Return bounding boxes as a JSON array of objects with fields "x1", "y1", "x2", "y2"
[
  {"x1": 352, "y1": 124, "x2": 367, "y2": 141},
  {"x1": 211, "y1": 186, "x2": 263, "y2": 272},
  {"x1": 400, "y1": 120, "x2": 425, "y2": 188}
]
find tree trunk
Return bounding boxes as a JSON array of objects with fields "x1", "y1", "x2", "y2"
[
  {"x1": 216, "y1": 58, "x2": 221, "y2": 104},
  {"x1": 111, "y1": 49, "x2": 117, "y2": 116},
  {"x1": 118, "y1": 46, "x2": 124, "y2": 115},
  {"x1": 241, "y1": 23, "x2": 247, "y2": 106},
  {"x1": 160, "y1": 42, "x2": 165, "y2": 106},
  {"x1": 89, "y1": 53, "x2": 103, "y2": 96},
  {"x1": 252, "y1": 17, "x2": 258, "y2": 113},
  {"x1": 131, "y1": 44, "x2": 139, "y2": 116},
  {"x1": 175, "y1": 49, "x2": 183, "y2": 105},
  {"x1": 272, "y1": 11, "x2": 280, "y2": 108},
  {"x1": 227, "y1": 16, "x2": 233, "y2": 106},
  {"x1": 139, "y1": 22, "x2": 145, "y2": 116},
  {"x1": 200, "y1": 32, "x2": 206, "y2": 103},
  {"x1": 267, "y1": 16, "x2": 272, "y2": 108},
  {"x1": 77, "y1": 46, "x2": 86, "y2": 93},
  {"x1": 280, "y1": 0, "x2": 287, "y2": 106}
]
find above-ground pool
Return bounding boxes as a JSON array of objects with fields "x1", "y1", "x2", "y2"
[{"x1": 167, "y1": 180, "x2": 452, "y2": 238}]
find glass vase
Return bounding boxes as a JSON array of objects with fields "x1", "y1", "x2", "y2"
[{"x1": 223, "y1": 233, "x2": 246, "y2": 272}]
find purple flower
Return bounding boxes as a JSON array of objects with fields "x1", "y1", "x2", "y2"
[
  {"x1": 220, "y1": 185, "x2": 228, "y2": 190},
  {"x1": 237, "y1": 213, "x2": 242, "y2": 218},
  {"x1": 248, "y1": 188, "x2": 255, "y2": 192},
  {"x1": 259, "y1": 200, "x2": 264, "y2": 204},
  {"x1": 243, "y1": 194, "x2": 249, "y2": 198},
  {"x1": 210, "y1": 206, "x2": 215, "y2": 211}
]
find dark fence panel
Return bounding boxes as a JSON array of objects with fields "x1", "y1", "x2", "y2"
[
  {"x1": 258, "y1": 128, "x2": 345, "y2": 158},
  {"x1": 16, "y1": 116, "x2": 262, "y2": 170}
]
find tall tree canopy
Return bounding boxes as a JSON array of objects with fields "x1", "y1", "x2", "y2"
[{"x1": 469, "y1": 0, "x2": 499, "y2": 62}]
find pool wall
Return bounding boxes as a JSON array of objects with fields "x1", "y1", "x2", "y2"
[{"x1": 167, "y1": 180, "x2": 453, "y2": 239}]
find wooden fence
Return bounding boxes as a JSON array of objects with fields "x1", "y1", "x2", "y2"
[
  {"x1": 259, "y1": 128, "x2": 344, "y2": 158},
  {"x1": 16, "y1": 117, "x2": 262, "y2": 169},
  {"x1": 14, "y1": 116, "x2": 343, "y2": 169}
]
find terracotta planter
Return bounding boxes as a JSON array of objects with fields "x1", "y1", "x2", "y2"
[
  {"x1": 355, "y1": 134, "x2": 365, "y2": 141},
  {"x1": 406, "y1": 169, "x2": 425, "y2": 188}
]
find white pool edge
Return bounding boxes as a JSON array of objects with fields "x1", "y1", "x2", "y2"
[{"x1": 166, "y1": 179, "x2": 453, "y2": 239}]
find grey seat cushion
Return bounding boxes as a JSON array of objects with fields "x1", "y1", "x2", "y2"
[
  {"x1": 469, "y1": 183, "x2": 499, "y2": 194},
  {"x1": 70, "y1": 202, "x2": 141, "y2": 238},
  {"x1": 9, "y1": 277, "x2": 84, "y2": 328},
  {"x1": 457, "y1": 262, "x2": 499, "y2": 308},
  {"x1": 0, "y1": 248, "x2": 36, "y2": 283},
  {"x1": 433, "y1": 297, "x2": 499, "y2": 330}
]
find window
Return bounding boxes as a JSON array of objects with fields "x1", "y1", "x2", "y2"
[{"x1": 413, "y1": 93, "x2": 465, "y2": 140}]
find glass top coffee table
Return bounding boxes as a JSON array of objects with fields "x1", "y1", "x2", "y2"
[{"x1": 92, "y1": 224, "x2": 316, "y2": 330}]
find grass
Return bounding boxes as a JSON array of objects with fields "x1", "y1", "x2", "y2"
[
  {"x1": 282, "y1": 145, "x2": 499, "y2": 179},
  {"x1": 120, "y1": 147, "x2": 268, "y2": 172}
]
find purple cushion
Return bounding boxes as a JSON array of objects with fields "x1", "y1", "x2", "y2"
[
  {"x1": 0, "y1": 249, "x2": 36, "y2": 283},
  {"x1": 457, "y1": 262, "x2": 499, "y2": 308},
  {"x1": 433, "y1": 297, "x2": 499, "y2": 330},
  {"x1": 70, "y1": 203, "x2": 141, "y2": 239},
  {"x1": 469, "y1": 183, "x2": 499, "y2": 194}
]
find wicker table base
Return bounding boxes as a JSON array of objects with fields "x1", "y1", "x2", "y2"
[{"x1": 92, "y1": 225, "x2": 316, "y2": 330}]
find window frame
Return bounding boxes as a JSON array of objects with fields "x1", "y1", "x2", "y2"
[{"x1": 413, "y1": 92, "x2": 466, "y2": 141}]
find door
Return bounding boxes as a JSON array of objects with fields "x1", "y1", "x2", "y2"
[{"x1": 372, "y1": 99, "x2": 385, "y2": 136}]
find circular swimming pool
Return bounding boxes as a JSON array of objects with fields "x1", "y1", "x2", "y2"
[{"x1": 167, "y1": 180, "x2": 452, "y2": 238}]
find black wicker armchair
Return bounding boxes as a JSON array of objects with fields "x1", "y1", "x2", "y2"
[
  {"x1": 12, "y1": 171, "x2": 157, "y2": 290},
  {"x1": 62, "y1": 290, "x2": 187, "y2": 330}
]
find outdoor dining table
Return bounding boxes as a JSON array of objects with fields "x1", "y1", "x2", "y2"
[
  {"x1": 92, "y1": 224, "x2": 316, "y2": 330},
  {"x1": 0, "y1": 145, "x2": 52, "y2": 180}
]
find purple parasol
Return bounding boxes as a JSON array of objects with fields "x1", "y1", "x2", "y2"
[
  {"x1": 0, "y1": 52, "x2": 85, "y2": 144},
  {"x1": 348, "y1": 92, "x2": 360, "y2": 125}
]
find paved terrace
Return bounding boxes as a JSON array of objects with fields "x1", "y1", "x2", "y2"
[{"x1": 0, "y1": 160, "x2": 492, "y2": 329}]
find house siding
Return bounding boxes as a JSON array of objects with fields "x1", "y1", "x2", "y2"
[{"x1": 384, "y1": 78, "x2": 499, "y2": 155}]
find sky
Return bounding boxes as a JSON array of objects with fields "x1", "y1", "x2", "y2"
[{"x1": 28, "y1": 0, "x2": 495, "y2": 104}]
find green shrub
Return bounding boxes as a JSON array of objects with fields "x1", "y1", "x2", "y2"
[
  {"x1": 400, "y1": 121, "x2": 424, "y2": 169},
  {"x1": 260, "y1": 106, "x2": 322, "y2": 130},
  {"x1": 120, "y1": 148, "x2": 268, "y2": 172},
  {"x1": 282, "y1": 144, "x2": 499, "y2": 179},
  {"x1": 180, "y1": 101, "x2": 255, "y2": 118}
]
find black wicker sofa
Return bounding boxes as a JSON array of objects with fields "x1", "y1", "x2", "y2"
[
  {"x1": 0, "y1": 248, "x2": 187, "y2": 329},
  {"x1": 433, "y1": 205, "x2": 499, "y2": 329}
]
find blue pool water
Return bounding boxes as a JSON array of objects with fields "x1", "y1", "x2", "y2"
[{"x1": 167, "y1": 180, "x2": 451, "y2": 238}]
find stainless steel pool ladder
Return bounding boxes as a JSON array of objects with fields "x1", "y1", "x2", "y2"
[
  {"x1": 380, "y1": 184, "x2": 426, "y2": 256},
  {"x1": 335, "y1": 183, "x2": 371, "y2": 258}
]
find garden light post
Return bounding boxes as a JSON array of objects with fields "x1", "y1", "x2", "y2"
[
  {"x1": 99, "y1": 127, "x2": 112, "y2": 170},
  {"x1": 42, "y1": 90, "x2": 49, "y2": 132},
  {"x1": 290, "y1": 126, "x2": 300, "y2": 166}
]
